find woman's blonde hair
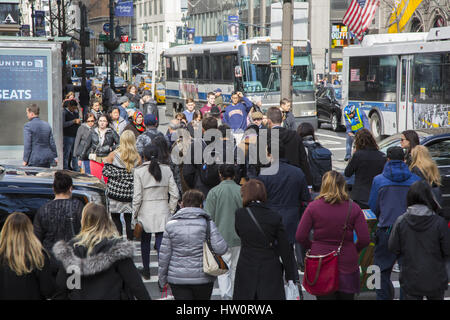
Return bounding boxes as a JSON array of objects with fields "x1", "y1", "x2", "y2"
[
  {"x1": 0, "y1": 212, "x2": 45, "y2": 276},
  {"x1": 315, "y1": 171, "x2": 349, "y2": 204},
  {"x1": 73, "y1": 203, "x2": 120, "y2": 256},
  {"x1": 116, "y1": 130, "x2": 141, "y2": 172},
  {"x1": 410, "y1": 145, "x2": 441, "y2": 186}
]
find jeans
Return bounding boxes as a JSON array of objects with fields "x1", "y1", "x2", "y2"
[
  {"x1": 82, "y1": 160, "x2": 91, "y2": 174},
  {"x1": 169, "y1": 282, "x2": 214, "y2": 300},
  {"x1": 141, "y1": 231, "x2": 163, "y2": 273},
  {"x1": 63, "y1": 136, "x2": 79, "y2": 171},
  {"x1": 111, "y1": 212, "x2": 133, "y2": 240},
  {"x1": 345, "y1": 134, "x2": 354, "y2": 160},
  {"x1": 374, "y1": 228, "x2": 403, "y2": 300},
  {"x1": 217, "y1": 246, "x2": 241, "y2": 300}
]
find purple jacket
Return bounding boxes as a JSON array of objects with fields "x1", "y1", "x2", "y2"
[{"x1": 296, "y1": 198, "x2": 370, "y2": 274}]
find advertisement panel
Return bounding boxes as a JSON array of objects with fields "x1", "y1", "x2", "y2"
[
  {"x1": 0, "y1": 51, "x2": 51, "y2": 146},
  {"x1": 34, "y1": 10, "x2": 46, "y2": 37},
  {"x1": 187, "y1": 28, "x2": 195, "y2": 43},
  {"x1": 0, "y1": 3, "x2": 19, "y2": 25},
  {"x1": 227, "y1": 16, "x2": 239, "y2": 41},
  {"x1": 115, "y1": 1, "x2": 134, "y2": 17}
]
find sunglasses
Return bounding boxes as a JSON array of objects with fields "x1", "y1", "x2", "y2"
[{"x1": 86, "y1": 120, "x2": 95, "y2": 123}]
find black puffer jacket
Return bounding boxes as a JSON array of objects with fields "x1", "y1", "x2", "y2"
[
  {"x1": 82, "y1": 127, "x2": 120, "y2": 158},
  {"x1": 53, "y1": 238, "x2": 150, "y2": 300},
  {"x1": 388, "y1": 204, "x2": 450, "y2": 297},
  {"x1": 33, "y1": 199, "x2": 84, "y2": 254}
]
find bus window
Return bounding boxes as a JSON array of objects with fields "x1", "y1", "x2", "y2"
[
  {"x1": 166, "y1": 57, "x2": 173, "y2": 80},
  {"x1": 292, "y1": 55, "x2": 314, "y2": 92},
  {"x1": 242, "y1": 57, "x2": 280, "y2": 93},
  {"x1": 202, "y1": 56, "x2": 210, "y2": 80},
  {"x1": 180, "y1": 56, "x2": 187, "y2": 79},
  {"x1": 349, "y1": 55, "x2": 396, "y2": 102},
  {"x1": 212, "y1": 55, "x2": 222, "y2": 81},
  {"x1": 194, "y1": 56, "x2": 202, "y2": 80},
  {"x1": 223, "y1": 55, "x2": 234, "y2": 81},
  {"x1": 413, "y1": 53, "x2": 447, "y2": 104},
  {"x1": 187, "y1": 57, "x2": 195, "y2": 79}
]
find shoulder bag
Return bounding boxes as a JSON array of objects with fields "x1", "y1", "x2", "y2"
[
  {"x1": 303, "y1": 199, "x2": 353, "y2": 296},
  {"x1": 202, "y1": 217, "x2": 228, "y2": 276}
]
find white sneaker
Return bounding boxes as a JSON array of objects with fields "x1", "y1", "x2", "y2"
[{"x1": 393, "y1": 263, "x2": 400, "y2": 273}]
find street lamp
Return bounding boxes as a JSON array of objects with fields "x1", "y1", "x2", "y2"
[
  {"x1": 29, "y1": 0, "x2": 36, "y2": 37},
  {"x1": 181, "y1": 13, "x2": 190, "y2": 44},
  {"x1": 234, "y1": 0, "x2": 247, "y2": 39}
]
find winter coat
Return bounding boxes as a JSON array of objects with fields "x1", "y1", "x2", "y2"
[
  {"x1": 52, "y1": 238, "x2": 150, "y2": 300},
  {"x1": 110, "y1": 117, "x2": 128, "y2": 136},
  {"x1": 257, "y1": 159, "x2": 311, "y2": 244},
  {"x1": 270, "y1": 126, "x2": 313, "y2": 186},
  {"x1": 296, "y1": 198, "x2": 370, "y2": 274},
  {"x1": 344, "y1": 148, "x2": 386, "y2": 207},
  {"x1": 158, "y1": 207, "x2": 228, "y2": 286},
  {"x1": 0, "y1": 252, "x2": 55, "y2": 300},
  {"x1": 33, "y1": 199, "x2": 84, "y2": 255},
  {"x1": 73, "y1": 123, "x2": 93, "y2": 160},
  {"x1": 63, "y1": 108, "x2": 80, "y2": 137},
  {"x1": 388, "y1": 204, "x2": 450, "y2": 297},
  {"x1": 233, "y1": 202, "x2": 298, "y2": 300},
  {"x1": 82, "y1": 127, "x2": 120, "y2": 159},
  {"x1": 282, "y1": 111, "x2": 296, "y2": 131},
  {"x1": 368, "y1": 160, "x2": 421, "y2": 227},
  {"x1": 23, "y1": 117, "x2": 57, "y2": 167},
  {"x1": 135, "y1": 128, "x2": 166, "y2": 158},
  {"x1": 132, "y1": 162, "x2": 179, "y2": 233},
  {"x1": 125, "y1": 92, "x2": 141, "y2": 108},
  {"x1": 204, "y1": 180, "x2": 242, "y2": 248}
]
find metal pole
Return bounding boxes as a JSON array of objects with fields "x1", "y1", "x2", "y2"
[
  {"x1": 281, "y1": 0, "x2": 293, "y2": 101},
  {"x1": 57, "y1": 0, "x2": 61, "y2": 36},
  {"x1": 260, "y1": 0, "x2": 266, "y2": 36},
  {"x1": 151, "y1": 36, "x2": 157, "y2": 98},
  {"x1": 49, "y1": 0, "x2": 54, "y2": 36},
  {"x1": 109, "y1": 0, "x2": 115, "y2": 90},
  {"x1": 61, "y1": 0, "x2": 68, "y2": 94},
  {"x1": 31, "y1": 2, "x2": 35, "y2": 37},
  {"x1": 80, "y1": 2, "x2": 86, "y2": 90}
]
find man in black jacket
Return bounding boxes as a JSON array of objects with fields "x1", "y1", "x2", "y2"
[
  {"x1": 266, "y1": 107, "x2": 313, "y2": 187},
  {"x1": 63, "y1": 100, "x2": 81, "y2": 171}
]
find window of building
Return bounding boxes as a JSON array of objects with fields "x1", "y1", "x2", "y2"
[
  {"x1": 149, "y1": 26, "x2": 153, "y2": 40},
  {"x1": 149, "y1": 0, "x2": 152, "y2": 15},
  {"x1": 154, "y1": 0, "x2": 157, "y2": 15},
  {"x1": 159, "y1": 25, "x2": 163, "y2": 42},
  {"x1": 159, "y1": 0, "x2": 163, "y2": 14},
  {"x1": 139, "y1": 3, "x2": 142, "y2": 17},
  {"x1": 348, "y1": 55, "x2": 397, "y2": 102},
  {"x1": 144, "y1": 1, "x2": 147, "y2": 16}
]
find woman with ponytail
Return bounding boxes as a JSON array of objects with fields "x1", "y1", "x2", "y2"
[{"x1": 132, "y1": 143, "x2": 179, "y2": 280}]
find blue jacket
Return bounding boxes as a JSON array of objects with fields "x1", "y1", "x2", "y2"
[
  {"x1": 223, "y1": 96, "x2": 253, "y2": 132},
  {"x1": 344, "y1": 107, "x2": 370, "y2": 134},
  {"x1": 23, "y1": 117, "x2": 57, "y2": 167},
  {"x1": 368, "y1": 160, "x2": 421, "y2": 228}
]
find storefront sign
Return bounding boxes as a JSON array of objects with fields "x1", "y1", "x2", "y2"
[{"x1": 0, "y1": 3, "x2": 19, "y2": 24}]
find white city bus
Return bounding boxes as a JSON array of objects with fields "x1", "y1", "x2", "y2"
[
  {"x1": 342, "y1": 27, "x2": 450, "y2": 138},
  {"x1": 162, "y1": 37, "x2": 317, "y2": 128}
]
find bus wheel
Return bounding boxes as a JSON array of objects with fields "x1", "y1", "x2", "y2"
[{"x1": 370, "y1": 112, "x2": 382, "y2": 140}]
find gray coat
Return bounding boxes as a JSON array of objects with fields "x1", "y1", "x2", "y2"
[
  {"x1": 23, "y1": 117, "x2": 57, "y2": 167},
  {"x1": 158, "y1": 207, "x2": 228, "y2": 287},
  {"x1": 73, "y1": 123, "x2": 92, "y2": 159}
]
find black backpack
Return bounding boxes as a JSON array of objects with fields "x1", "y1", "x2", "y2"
[
  {"x1": 198, "y1": 140, "x2": 221, "y2": 188},
  {"x1": 305, "y1": 142, "x2": 332, "y2": 191}
]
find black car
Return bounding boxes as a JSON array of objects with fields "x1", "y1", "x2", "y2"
[
  {"x1": 377, "y1": 128, "x2": 450, "y2": 219},
  {"x1": 0, "y1": 165, "x2": 107, "y2": 230},
  {"x1": 316, "y1": 85, "x2": 345, "y2": 132}
]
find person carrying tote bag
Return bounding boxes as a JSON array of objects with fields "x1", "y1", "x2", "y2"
[{"x1": 296, "y1": 171, "x2": 370, "y2": 300}]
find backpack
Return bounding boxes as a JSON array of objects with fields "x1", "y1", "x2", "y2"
[
  {"x1": 198, "y1": 140, "x2": 221, "y2": 188},
  {"x1": 305, "y1": 142, "x2": 332, "y2": 191}
]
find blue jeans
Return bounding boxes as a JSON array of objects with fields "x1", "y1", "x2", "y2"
[
  {"x1": 82, "y1": 160, "x2": 91, "y2": 174},
  {"x1": 374, "y1": 228, "x2": 403, "y2": 300},
  {"x1": 141, "y1": 231, "x2": 163, "y2": 273},
  {"x1": 63, "y1": 136, "x2": 79, "y2": 171},
  {"x1": 345, "y1": 134, "x2": 354, "y2": 160}
]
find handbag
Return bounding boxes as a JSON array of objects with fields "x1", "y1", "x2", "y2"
[
  {"x1": 133, "y1": 221, "x2": 143, "y2": 240},
  {"x1": 303, "y1": 199, "x2": 353, "y2": 296},
  {"x1": 202, "y1": 218, "x2": 229, "y2": 276}
]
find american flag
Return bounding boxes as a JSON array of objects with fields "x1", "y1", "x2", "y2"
[{"x1": 343, "y1": 0, "x2": 380, "y2": 41}]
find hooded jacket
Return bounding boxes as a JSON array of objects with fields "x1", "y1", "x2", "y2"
[
  {"x1": 368, "y1": 160, "x2": 421, "y2": 227},
  {"x1": 388, "y1": 204, "x2": 450, "y2": 297},
  {"x1": 158, "y1": 207, "x2": 228, "y2": 287},
  {"x1": 52, "y1": 238, "x2": 150, "y2": 300}
]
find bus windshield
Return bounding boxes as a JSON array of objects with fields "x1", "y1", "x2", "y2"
[
  {"x1": 72, "y1": 67, "x2": 95, "y2": 78},
  {"x1": 241, "y1": 57, "x2": 280, "y2": 93},
  {"x1": 292, "y1": 54, "x2": 314, "y2": 92}
]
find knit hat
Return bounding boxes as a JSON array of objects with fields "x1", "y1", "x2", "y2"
[
  {"x1": 144, "y1": 113, "x2": 158, "y2": 126},
  {"x1": 118, "y1": 95, "x2": 129, "y2": 105}
]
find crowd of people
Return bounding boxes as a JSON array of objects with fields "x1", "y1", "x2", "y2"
[{"x1": 11, "y1": 87, "x2": 450, "y2": 300}]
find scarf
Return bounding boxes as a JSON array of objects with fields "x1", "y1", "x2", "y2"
[{"x1": 132, "y1": 111, "x2": 145, "y2": 133}]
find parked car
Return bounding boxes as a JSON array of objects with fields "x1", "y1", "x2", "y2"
[
  {"x1": 316, "y1": 84, "x2": 345, "y2": 132},
  {"x1": 0, "y1": 165, "x2": 108, "y2": 231},
  {"x1": 347, "y1": 128, "x2": 450, "y2": 220}
]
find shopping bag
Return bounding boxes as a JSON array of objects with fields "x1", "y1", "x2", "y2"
[
  {"x1": 285, "y1": 280, "x2": 301, "y2": 300},
  {"x1": 157, "y1": 286, "x2": 175, "y2": 300},
  {"x1": 89, "y1": 160, "x2": 108, "y2": 183}
]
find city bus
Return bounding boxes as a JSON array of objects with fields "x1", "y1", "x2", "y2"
[
  {"x1": 342, "y1": 27, "x2": 450, "y2": 139},
  {"x1": 162, "y1": 37, "x2": 317, "y2": 128}
]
